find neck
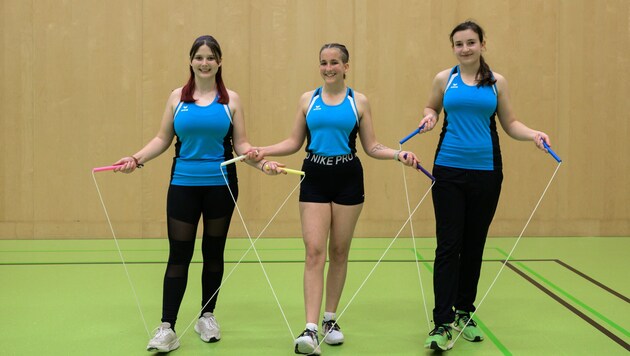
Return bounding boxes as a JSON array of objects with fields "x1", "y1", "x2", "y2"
[
  {"x1": 458, "y1": 62, "x2": 480, "y2": 76},
  {"x1": 323, "y1": 82, "x2": 346, "y2": 95},
  {"x1": 195, "y1": 78, "x2": 217, "y2": 93}
]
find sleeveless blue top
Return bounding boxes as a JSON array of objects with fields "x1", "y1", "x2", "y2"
[
  {"x1": 171, "y1": 96, "x2": 236, "y2": 186},
  {"x1": 435, "y1": 66, "x2": 502, "y2": 170},
  {"x1": 305, "y1": 87, "x2": 359, "y2": 156}
]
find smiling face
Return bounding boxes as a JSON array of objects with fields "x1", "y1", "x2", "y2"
[
  {"x1": 190, "y1": 44, "x2": 221, "y2": 79},
  {"x1": 319, "y1": 47, "x2": 348, "y2": 83},
  {"x1": 451, "y1": 29, "x2": 486, "y2": 66}
]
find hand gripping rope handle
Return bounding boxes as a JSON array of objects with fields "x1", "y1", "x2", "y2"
[
  {"x1": 399, "y1": 125, "x2": 435, "y2": 181},
  {"x1": 221, "y1": 155, "x2": 305, "y2": 175},
  {"x1": 543, "y1": 141, "x2": 562, "y2": 163},
  {"x1": 92, "y1": 165, "x2": 123, "y2": 172},
  {"x1": 450, "y1": 142, "x2": 563, "y2": 348}
]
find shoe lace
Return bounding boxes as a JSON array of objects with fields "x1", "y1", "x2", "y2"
[
  {"x1": 323, "y1": 319, "x2": 341, "y2": 332},
  {"x1": 429, "y1": 325, "x2": 452, "y2": 339},
  {"x1": 152, "y1": 326, "x2": 172, "y2": 340},
  {"x1": 301, "y1": 329, "x2": 318, "y2": 340},
  {"x1": 199, "y1": 315, "x2": 219, "y2": 332},
  {"x1": 457, "y1": 312, "x2": 477, "y2": 327}
]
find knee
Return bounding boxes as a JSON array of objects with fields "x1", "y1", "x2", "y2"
[
  {"x1": 328, "y1": 245, "x2": 349, "y2": 264},
  {"x1": 305, "y1": 247, "x2": 326, "y2": 269}
]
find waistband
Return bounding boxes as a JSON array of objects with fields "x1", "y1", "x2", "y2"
[{"x1": 304, "y1": 152, "x2": 356, "y2": 166}]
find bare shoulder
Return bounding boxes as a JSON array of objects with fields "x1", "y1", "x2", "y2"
[
  {"x1": 167, "y1": 87, "x2": 183, "y2": 106},
  {"x1": 492, "y1": 72, "x2": 508, "y2": 91},
  {"x1": 352, "y1": 90, "x2": 369, "y2": 106},
  {"x1": 226, "y1": 88, "x2": 241, "y2": 102},
  {"x1": 434, "y1": 68, "x2": 452, "y2": 85},
  {"x1": 297, "y1": 89, "x2": 316, "y2": 108}
]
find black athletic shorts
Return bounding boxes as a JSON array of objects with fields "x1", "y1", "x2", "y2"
[
  {"x1": 299, "y1": 153, "x2": 364, "y2": 205},
  {"x1": 167, "y1": 183, "x2": 238, "y2": 224}
]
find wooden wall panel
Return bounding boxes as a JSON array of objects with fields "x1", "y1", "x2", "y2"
[{"x1": 0, "y1": 0, "x2": 628, "y2": 239}]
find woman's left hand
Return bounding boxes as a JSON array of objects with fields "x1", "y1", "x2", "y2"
[
  {"x1": 533, "y1": 131, "x2": 551, "y2": 152},
  {"x1": 261, "y1": 160, "x2": 287, "y2": 175},
  {"x1": 397, "y1": 150, "x2": 419, "y2": 168}
]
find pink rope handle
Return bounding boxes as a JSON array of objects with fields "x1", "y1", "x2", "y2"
[{"x1": 92, "y1": 165, "x2": 123, "y2": 172}]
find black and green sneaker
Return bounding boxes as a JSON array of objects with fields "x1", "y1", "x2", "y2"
[
  {"x1": 424, "y1": 323, "x2": 453, "y2": 351},
  {"x1": 452, "y1": 310, "x2": 484, "y2": 342}
]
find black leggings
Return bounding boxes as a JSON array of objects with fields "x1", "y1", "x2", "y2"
[
  {"x1": 161, "y1": 183, "x2": 238, "y2": 329},
  {"x1": 431, "y1": 165, "x2": 502, "y2": 325}
]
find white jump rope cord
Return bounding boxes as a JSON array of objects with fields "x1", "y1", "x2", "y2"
[
  {"x1": 450, "y1": 162, "x2": 562, "y2": 348},
  {"x1": 318, "y1": 179, "x2": 435, "y2": 349},
  {"x1": 399, "y1": 143, "x2": 432, "y2": 331},
  {"x1": 176, "y1": 167, "x2": 302, "y2": 342},
  {"x1": 91, "y1": 171, "x2": 151, "y2": 336}
]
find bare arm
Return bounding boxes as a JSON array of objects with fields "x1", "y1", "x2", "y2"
[
  {"x1": 355, "y1": 91, "x2": 419, "y2": 166},
  {"x1": 114, "y1": 89, "x2": 180, "y2": 172},
  {"x1": 229, "y1": 89, "x2": 285, "y2": 174},
  {"x1": 418, "y1": 69, "x2": 449, "y2": 133},
  {"x1": 495, "y1": 73, "x2": 550, "y2": 150},
  {"x1": 257, "y1": 91, "x2": 311, "y2": 157}
]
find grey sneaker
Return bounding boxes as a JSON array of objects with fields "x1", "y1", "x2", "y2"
[
  {"x1": 321, "y1": 319, "x2": 344, "y2": 345},
  {"x1": 146, "y1": 322, "x2": 180, "y2": 352},
  {"x1": 294, "y1": 328, "x2": 321, "y2": 355},
  {"x1": 194, "y1": 312, "x2": 221, "y2": 342}
]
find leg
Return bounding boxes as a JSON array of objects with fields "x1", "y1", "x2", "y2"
[
  {"x1": 300, "y1": 202, "x2": 332, "y2": 324},
  {"x1": 324, "y1": 202, "x2": 363, "y2": 313},
  {"x1": 199, "y1": 184, "x2": 237, "y2": 314},
  {"x1": 431, "y1": 166, "x2": 467, "y2": 325},
  {"x1": 162, "y1": 185, "x2": 202, "y2": 329},
  {"x1": 455, "y1": 170, "x2": 502, "y2": 312}
]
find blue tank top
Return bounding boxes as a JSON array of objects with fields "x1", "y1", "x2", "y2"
[
  {"x1": 305, "y1": 87, "x2": 359, "y2": 156},
  {"x1": 171, "y1": 97, "x2": 236, "y2": 186},
  {"x1": 435, "y1": 66, "x2": 502, "y2": 170}
]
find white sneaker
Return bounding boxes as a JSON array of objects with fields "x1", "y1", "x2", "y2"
[
  {"x1": 146, "y1": 322, "x2": 180, "y2": 352},
  {"x1": 194, "y1": 312, "x2": 221, "y2": 342},
  {"x1": 294, "y1": 328, "x2": 321, "y2": 355},
  {"x1": 321, "y1": 320, "x2": 344, "y2": 345}
]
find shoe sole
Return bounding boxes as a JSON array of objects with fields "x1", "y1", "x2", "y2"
[
  {"x1": 146, "y1": 340, "x2": 180, "y2": 353},
  {"x1": 424, "y1": 340, "x2": 453, "y2": 351},
  {"x1": 452, "y1": 325, "x2": 483, "y2": 342}
]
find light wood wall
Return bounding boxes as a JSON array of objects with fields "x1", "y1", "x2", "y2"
[{"x1": 1, "y1": 0, "x2": 628, "y2": 239}]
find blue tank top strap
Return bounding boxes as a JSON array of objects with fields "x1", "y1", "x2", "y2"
[
  {"x1": 174, "y1": 101, "x2": 185, "y2": 118},
  {"x1": 444, "y1": 66, "x2": 460, "y2": 94},
  {"x1": 307, "y1": 87, "x2": 322, "y2": 115},
  {"x1": 346, "y1": 87, "x2": 359, "y2": 126},
  {"x1": 445, "y1": 65, "x2": 498, "y2": 96}
]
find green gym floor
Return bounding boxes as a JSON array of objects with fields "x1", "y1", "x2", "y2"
[{"x1": 1, "y1": 236, "x2": 628, "y2": 355}]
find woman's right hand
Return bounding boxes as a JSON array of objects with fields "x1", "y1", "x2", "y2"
[
  {"x1": 112, "y1": 156, "x2": 141, "y2": 173},
  {"x1": 419, "y1": 113, "x2": 438, "y2": 133}
]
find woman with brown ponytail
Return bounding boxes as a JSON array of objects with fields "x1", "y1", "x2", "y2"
[{"x1": 417, "y1": 21, "x2": 552, "y2": 351}]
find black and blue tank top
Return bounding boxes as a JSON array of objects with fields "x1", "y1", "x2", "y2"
[{"x1": 435, "y1": 66, "x2": 502, "y2": 170}]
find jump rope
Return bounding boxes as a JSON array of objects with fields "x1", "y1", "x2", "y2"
[
  {"x1": 92, "y1": 157, "x2": 305, "y2": 343},
  {"x1": 396, "y1": 127, "x2": 563, "y2": 349},
  {"x1": 93, "y1": 131, "x2": 561, "y2": 350}
]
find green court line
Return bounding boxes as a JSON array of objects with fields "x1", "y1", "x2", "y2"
[
  {"x1": 495, "y1": 248, "x2": 630, "y2": 338},
  {"x1": 414, "y1": 249, "x2": 512, "y2": 355}
]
